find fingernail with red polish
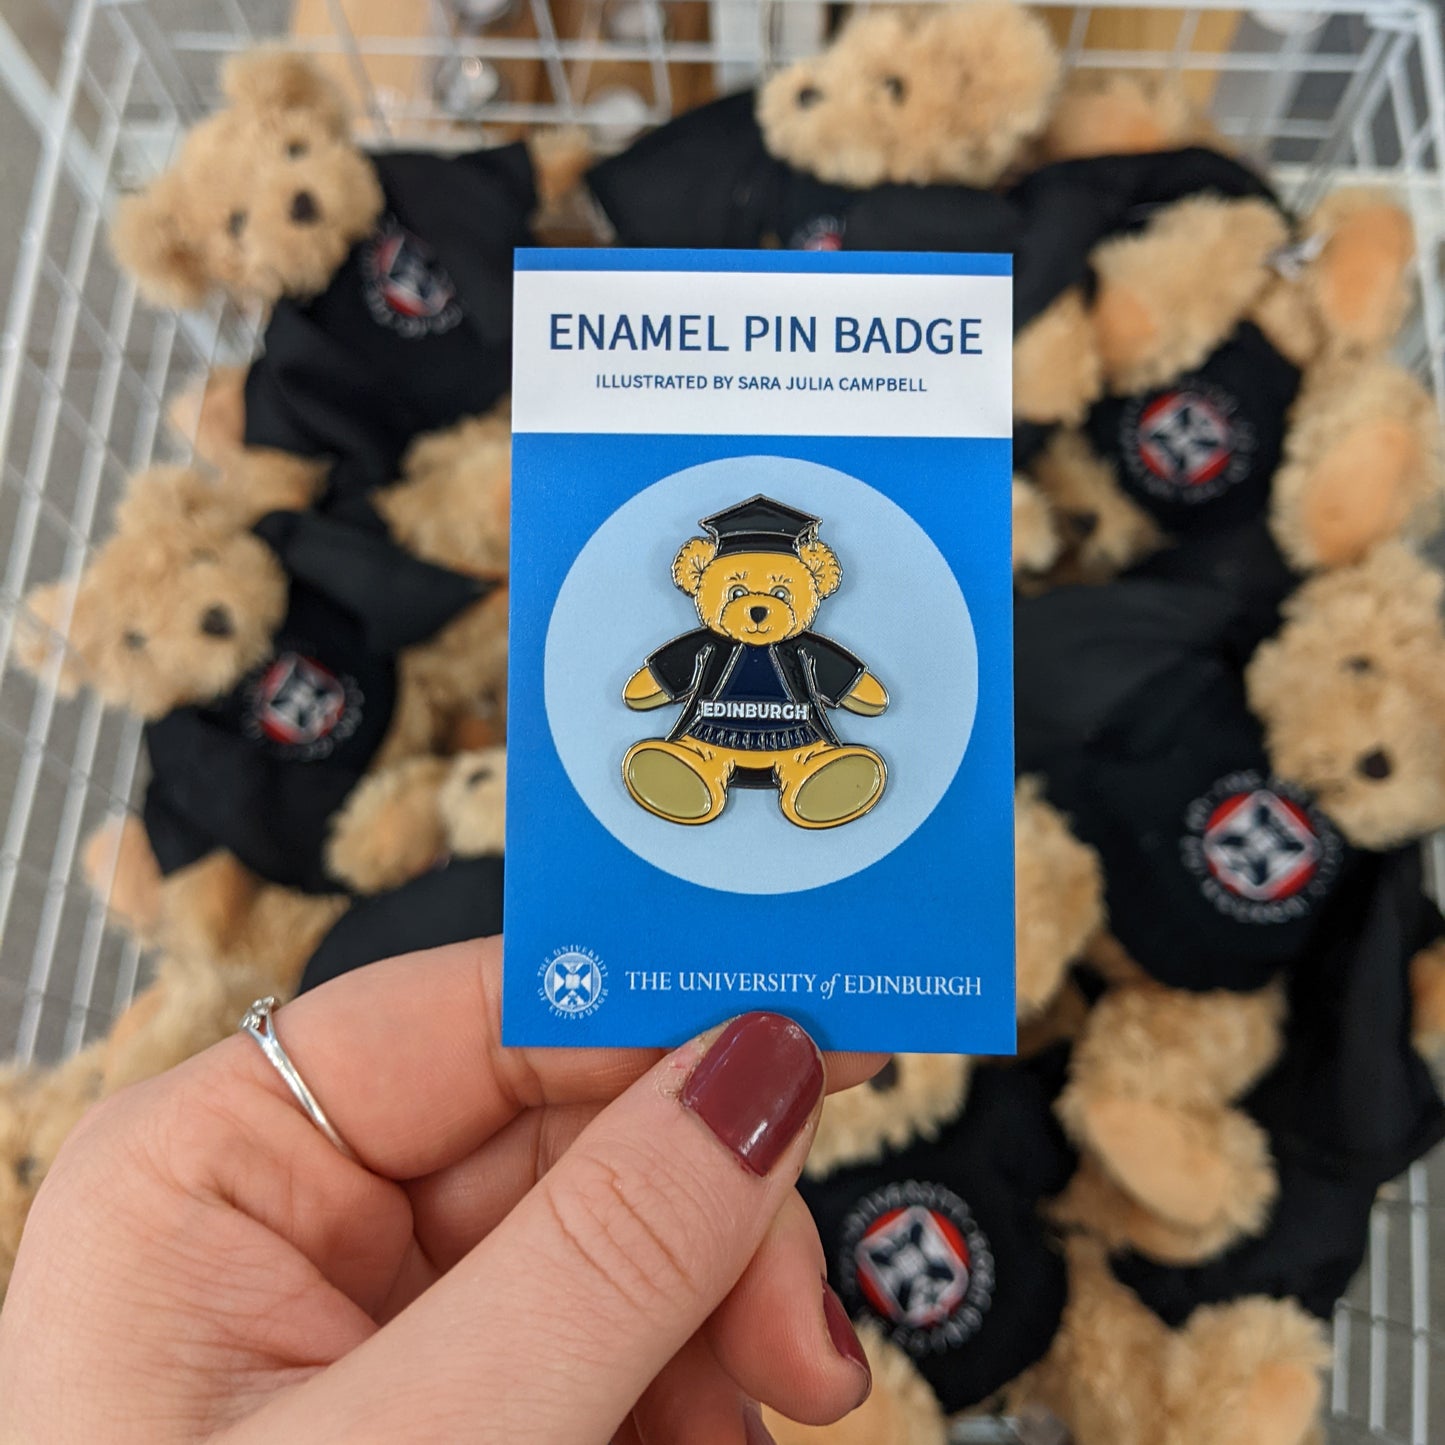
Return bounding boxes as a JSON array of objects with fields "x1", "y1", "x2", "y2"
[
  {"x1": 681, "y1": 1012, "x2": 824, "y2": 1176},
  {"x1": 742, "y1": 1400, "x2": 777, "y2": 1445},
  {"x1": 823, "y1": 1281, "x2": 872, "y2": 1402}
]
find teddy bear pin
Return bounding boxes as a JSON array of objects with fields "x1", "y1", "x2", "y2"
[{"x1": 622, "y1": 495, "x2": 888, "y2": 829}]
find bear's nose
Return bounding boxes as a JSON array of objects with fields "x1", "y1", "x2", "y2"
[
  {"x1": 290, "y1": 190, "x2": 319, "y2": 224},
  {"x1": 200, "y1": 605, "x2": 234, "y2": 638},
  {"x1": 1067, "y1": 511, "x2": 1099, "y2": 541},
  {"x1": 1358, "y1": 748, "x2": 1393, "y2": 781},
  {"x1": 867, "y1": 1058, "x2": 899, "y2": 1094},
  {"x1": 797, "y1": 86, "x2": 822, "y2": 108},
  {"x1": 749, "y1": 605, "x2": 769, "y2": 624}
]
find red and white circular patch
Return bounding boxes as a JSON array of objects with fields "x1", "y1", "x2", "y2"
[
  {"x1": 1121, "y1": 380, "x2": 1255, "y2": 505},
  {"x1": 839, "y1": 1181, "x2": 993, "y2": 1353},
  {"x1": 1137, "y1": 389, "x2": 1233, "y2": 487},
  {"x1": 243, "y1": 651, "x2": 361, "y2": 760},
  {"x1": 362, "y1": 219, "x2": 462, "y2": 336},
  {"x1": 1181, "y1": 770, "x2": 1342, "y2": 923}
]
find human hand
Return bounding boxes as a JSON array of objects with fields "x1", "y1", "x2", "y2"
[{"x1": 0, "y1": 938, "x2": 879, "y2": 1443}]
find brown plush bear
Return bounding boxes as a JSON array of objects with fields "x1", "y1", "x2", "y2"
[
  {"x1": 1051, "y1": 544, "x2": 1445, "y2": 1273},
  {"x1": 1020, "y1": 73, "x2": 1440, "y2": 583},
  {"x1": 109, "y1": 49, "x2": 574, "y2": 505},
  {"x1": 583, "y1": 4, "x2": 1127, "y2": 437},
  {"x1": 15, "y1": 449, "x2": 503, "y2": 971}
]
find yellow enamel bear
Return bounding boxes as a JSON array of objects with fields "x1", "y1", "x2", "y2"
[{"x1": 623, "y1": 496, "x2": 888, "y2": 829}]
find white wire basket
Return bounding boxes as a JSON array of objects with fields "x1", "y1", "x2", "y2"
[{"x1": 0, "y1": 1, "x2": 1442, "y2": 1439}]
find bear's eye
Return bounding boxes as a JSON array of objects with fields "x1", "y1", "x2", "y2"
[
  {"x1": 727, "y1": 584, "x2": 749, "y2": 602},
  {"x1": 1343, "y1": 655, "x2": 1374, "y2": 674},
  {"x1": 881, "y1": 75, "x2": 907, "y2": 102},
  {"x1": 797, "y1": 85, "x2": 822, "y2": 109},
  {"x1": 286, "y1": 139, "x2": 309, "y2": 159},
  {"x1": 228, "y1": 209, "x2": 248, "y2": 239},
  {"x1": 122, "y1": 629, "x2": 146, "y2": 651},
  {"x1": 770, "y1": 585, "x2": 791, "y2": 603},
  {"x1": 188, "y1": 548, "x2": 219, "y2": 566}
]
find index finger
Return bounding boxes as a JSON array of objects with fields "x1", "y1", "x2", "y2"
[{"x1": 230, "y1": 936, "x2": 882, "y2": 1180}]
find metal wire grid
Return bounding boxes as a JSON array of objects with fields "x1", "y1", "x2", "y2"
[{"x1": 0, "y1": 3, "x2": 1443, "y2": 1441}]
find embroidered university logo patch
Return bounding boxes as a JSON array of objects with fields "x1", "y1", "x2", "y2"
[
  {"x1": 243, "y1": 651, "x2": 362, "y2": 761},
  {"x1": 839, "y1": 1181, "x2": 994, "y2": 1354},
  {"x1": 1121, "y1": 380, "x2": 1256, "y2": 505},
  {"x1": 362, "y1": 217, "x2": 463, "y2": 337},
  {"x1": 1181, "y1": 770, "x2": 1342, "y2": 924}
]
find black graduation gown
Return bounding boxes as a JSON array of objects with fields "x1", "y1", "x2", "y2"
[
  {"x1": 1015, "y1": 578, "x2": 1362, "y2": 992},
  {"x1": 1084, "y1": 322, "x2": 1303, "y2": 536},
  {"x1": 1112, "y1": 846, "x2": 1445, "y2": 1323},
  {"x1": 644, "y1": 628, "x2": 866, "y2": 753},
  {"x1": 142, "y1": 506, "x2": 483, "y2": 894},
  {"x1": 588, "y1": 92, "x2": 1277, "y2": 335},
  {"x1": 800, "y1": 1052, "x2": 1075, "y2": 1413},
  {"x1": 298, "y1": 854, "x2": 505, "y2": 993},
  {"x1": 242, "y1": 146, "x2": 535, "y2": 502}
]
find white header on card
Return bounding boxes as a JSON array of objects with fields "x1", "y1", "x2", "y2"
[{"x1": 512, "y1": 267, "x2": 1012, "y2": 437}]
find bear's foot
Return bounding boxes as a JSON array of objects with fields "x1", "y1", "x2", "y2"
[
  {"x1": 623, "y1": 741, "x2": 728, "y2": 825},
  {"x1": 780, "y1": 748, "x2": 886, "y2": 829}
]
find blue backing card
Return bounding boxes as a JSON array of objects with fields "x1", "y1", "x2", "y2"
[{"x1": 504, "y1": 249, "x2": 1015, "y2": 1053}]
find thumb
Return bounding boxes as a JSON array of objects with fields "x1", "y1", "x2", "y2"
[{"x1": 247, "y1": 1013, "x2": 826, "y2": 1444}]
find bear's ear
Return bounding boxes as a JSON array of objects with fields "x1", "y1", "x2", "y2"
[
  {"x1": 110, "y1": 181, "x2": 212, "y2": 309},
  {"x1": 799, "y1": 539, "x2": 842, "y2": 598},
  {"x1": 672, "y1": 538, "x2": 716, "y2": 596},
  {"x1": 15, "y1": 581, "x2": 88, "y2": 697},
  {"x1": 222, "y1": 48, "x2": 350, "y2": 137},
  {"x1": 114, "y1": 464, "x2": 225, "y2": 535}
]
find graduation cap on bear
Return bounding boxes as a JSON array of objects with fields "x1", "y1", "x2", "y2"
[{"x1": 701, "y1": 495, "x2": 820, "y2": 557}]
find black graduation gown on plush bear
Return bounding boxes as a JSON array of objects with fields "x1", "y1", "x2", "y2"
[
  {"x1": 800, "y1": 1052, "x2": 1074, "y2": 1414},
  {"x1": 1112, "y1": 845, "x2": 1445, "y2": 1324},
  {"x1": 142, "y1": 506, "x2": 483, "y2": 895},
  {"x1": 298, "y1": 854, "x2": 505, "y2": 993},
  {"x1": 242, "y1": 146, "x2": 534, "y2": 502},
  {"x1": 1015, "y1": 576, "x2": 1365, "y2": 993},
  {"x1": 586, "y1": 90, "x2": 1277, "y2": 339}
]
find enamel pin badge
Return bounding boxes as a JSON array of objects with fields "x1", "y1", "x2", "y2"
[
  {"x1": 506, "y1": 249, "x2": 1016, "y2": 1052},
  {"x1": 622, "y1": 496, "x2": 889, "y2": 828}
]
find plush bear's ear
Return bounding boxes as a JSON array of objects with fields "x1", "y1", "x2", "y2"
[
  {"x1": 113, "y1": 464, "x2": 224, "y2": 535},
  {"x1": 110, "y1": 181, "x2": 211, "y2": 310},
  {"x1": 799, "y1": 539, "x2": 842, "y2": 598},
  {"x1": 671, "y1": 538, "x2": 716, "y2": 596},
  {"x1": 1302, "y1": 189, "x2": 1415, "y2": 353},
  {"x1": 222, "y1": 48, "x2": 350, "y2": 137},
  {"x1": 15, "y1": 581, "x2": 88, "y2": 697}
]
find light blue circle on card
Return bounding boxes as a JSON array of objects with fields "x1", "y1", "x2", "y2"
[{"x1": 544, "y1": 455, "x2": 977, "y2": 894}]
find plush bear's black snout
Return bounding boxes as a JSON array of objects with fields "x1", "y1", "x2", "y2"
[{"x1": 290, "y1": 190, "x2": 319, "y2": 224}]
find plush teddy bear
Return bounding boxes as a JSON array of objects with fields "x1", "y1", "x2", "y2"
[
  {"x1": 1016, "y1": 545, "x2": 1445, "y2": 1270},
  {"x1": 297, "y1": 746, "x2": 505, "y2": 994},
  {"x1": 1020, "y1": 72, "x2": 1440, "y2": 584},
  {"x1": 16, "y1": 449, "x2": 502, "y2": 972},
  {"x1": 583, "y1": 5, "x2": 1291, "y2": 449},
  {"x1": 621, "y1": 495, "x2": 889, "y2": 830},
  {"x1": 778, "y1": 1041, "x2": 1329, "y2": 1445},
  {"x1": 110, "y1": 48, "x2": 558, "y2": 503}
]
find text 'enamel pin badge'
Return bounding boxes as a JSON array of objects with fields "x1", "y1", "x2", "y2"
[
  {"x1": 506, "y1": 249, "x2": 1017, "y2": 1053},
  {"x1": 624, "y1": 495, "x2": 888, "y2": 830}
]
